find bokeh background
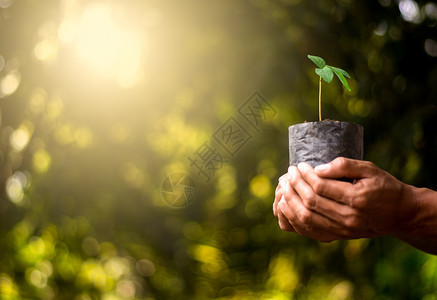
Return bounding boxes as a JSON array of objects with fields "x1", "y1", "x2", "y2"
[{"x1": 1, "y1": 0, "x2": 437, "y2": 299}]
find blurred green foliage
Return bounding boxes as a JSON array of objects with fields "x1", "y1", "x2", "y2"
[{"x1": 1, "y1": 0, "x2": 436, "y2": 299}]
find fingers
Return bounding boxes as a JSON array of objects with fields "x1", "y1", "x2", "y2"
[
  {"x1": 296, "y1": 162, "x2": 354, "y2": 205},
  {"x1": 273, "y1": 162, "x2": 377, "y2": 241},
  {"x1": 314, "y1": 157, "x2": 377, "y2": 180},
  {"x1": 289, "y1": 164, "x2": 357, "y2": 221},
  {"x1": 273, "y1": 173, "x2": 289, "y2": 217},
  {"x1": 279, "y1": 174, "x2": 345, "y2": 242},
  {"x1": 273, "y1": 184, "x2": 280, "y2": 217},
  {"x1": 277, "y1": 197, "x2": 296, "y2": 232},
  {"x1": 278, "y1": 173, "x2": 289, "y2": 182}
]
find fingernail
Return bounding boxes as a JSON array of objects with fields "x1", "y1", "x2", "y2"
[
  {"x1": 288, "y1": 165, "x2": 298, "y2": 176},
  {"x1": 297, "y1": 162, "x2": 307, "y2": 171}
]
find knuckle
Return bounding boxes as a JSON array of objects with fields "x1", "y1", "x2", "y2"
[
  {"x1": 298, "y1": 208, "x2": 312, "y2": 229},
  {"x1": 340, "y1": 213, "x2": 365, "y2": 238},
  {"x1": 312, "y1": 180, "x2": 324, "y2": 195},
  {"x1": 337, "y1": 206, "x2": 351, "y2": 219},
  {"x1": 335, "y1": 157, "x2": 349, "y2": 169},
  {"x1": 349, "y1": 198, "x2": 358, "y2": 209},
  {"x1": 302, "y1": 194, "x2": 317, "y2": 210},
  {"x1": 344, "y1": 214, "x2": 360, "y2": 229},
  {"x1": 340, "y1": 193, "x2": 352, "y2": 207},
  {"x1": 350, "y1": 193, "x2": 367, "y2": 209}
]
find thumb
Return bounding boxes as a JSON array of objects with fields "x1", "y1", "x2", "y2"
[{"x1": 314, "y1": 157, "x2": 375, "y2": 179}]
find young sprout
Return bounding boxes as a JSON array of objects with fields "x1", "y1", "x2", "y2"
[{"x1": 308, "y1": 55, "x2": 351, "y2": 121}]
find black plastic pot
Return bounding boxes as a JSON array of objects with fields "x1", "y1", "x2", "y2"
[{"x1": 289, "y1": 121, "x2": 363, "y2": 167}]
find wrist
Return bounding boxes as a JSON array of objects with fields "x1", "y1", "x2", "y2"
[
  {"x1": 396, "y1": 184, "x2": 437, "y2": 237},
  {"x1": 394, "y1": 185, "x2": 437, "y2": 254},
  {"x1": 395, "y1": 183, "x2": 419, "y2": 235}
]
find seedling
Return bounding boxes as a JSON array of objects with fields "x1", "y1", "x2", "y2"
[{"x1": 308, "y1": 55, "x2": 351, "y2": 121}]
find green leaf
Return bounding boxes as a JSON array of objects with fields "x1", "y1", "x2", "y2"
[
  {"x1": 329, "y1": 66, "x2": 351, "y2": 79},
  {"x1": 328, "y1": 66, "x2": 351, "y2": 91},
  {"x1": 308, "y1": 55, "x2": 326, "y2": 69},
  {"x1": 315, "y1": 66, "x2": 334, "y2": 83}
]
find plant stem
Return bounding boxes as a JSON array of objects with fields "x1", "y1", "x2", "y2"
[{"x1": 318, "y1": 76, "x2": 322, "y2": 121}]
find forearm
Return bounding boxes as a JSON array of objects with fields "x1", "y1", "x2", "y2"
[{"x1": 396, "y1": 186, "x2": 437, "y2": 255}]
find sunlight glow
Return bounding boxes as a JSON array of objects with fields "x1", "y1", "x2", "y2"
[
  {"x1": 0, "y1": 70, "x2": 21, "y2": 98},
  {"x1": 6, "y1": 175, "x2": 24, "y2": 205},
  {"x1": 10, "y1": 121, "x2": 34, "y2": 152},
  {"x1": 10, "y1": 127, "x2": 30, "y2": 152},
  {"x1": 64, "y1": 3, "x2": 144, "y2": 88},
  {"x1": 33, "y1": 149, "x2": 51, "y2": 173},
  {"x1": 6, "y1": 171, "x2": 30, "y2": 206},
  {"x1": 58, "y1": 19, "x2": 76, "y2": 44},
  {"x1": 34, "y1": 38, "x2": 59, "y2": 63}
]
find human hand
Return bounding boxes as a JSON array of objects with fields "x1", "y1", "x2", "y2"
[
  {"x1": 273, "y1": 173, "x2": 296, "y2": 233},
  {"x1": 273, "y1": 157, "x2": 417, "y2": 242}
]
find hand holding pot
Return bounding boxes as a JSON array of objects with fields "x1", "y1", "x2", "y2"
[{"x1": 274, "y1": 157, "x2": 437, "y2": 254}]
